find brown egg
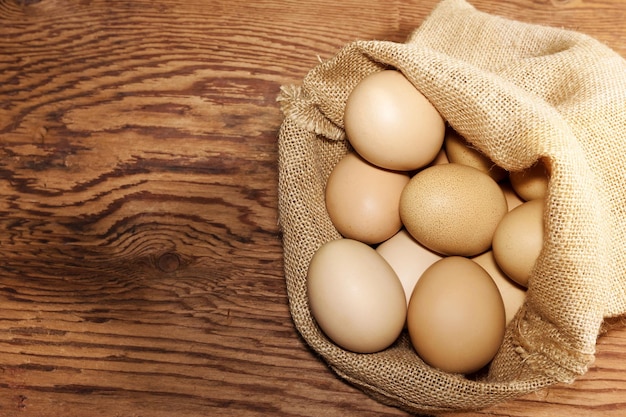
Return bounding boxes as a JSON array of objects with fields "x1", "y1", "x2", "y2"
[
  {"x1": 509, "y1": 160, "x2": 549, "y2": 201},
  {"x1": 500, "y1": 180, "x2": 524, "y2": 211},
  {"x1": 407, "y1": 256, "x2": 505, "y2": 374},
  {"x1": 472, "y1": 251, "x2": 526, "y2": 325},
  {"x1": 344, "y1": 70, "x2": 445, "y2": 171},
  {"x1": 492, "y1": 199, "x2": 545, "y2": 287},
  {"x1": 444, "y1": 129, "x2": 507, "y2": 182},
  {"x1": 399, "y1": 163, "x2": 508, "y2": 256},
  {"x1": 307, "y1": 238, "x2": 407, "y2": 353},
  {"x1": 376, "y1": 229, "x2": 443, "y2": 305},
  {"x1": 325, "y1": 152, "x2": 410, "y2": 245}
]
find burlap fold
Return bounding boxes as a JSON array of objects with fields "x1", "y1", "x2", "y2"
[{"x1": 277, "y1": 0, "x2": 626, "y2": 413}]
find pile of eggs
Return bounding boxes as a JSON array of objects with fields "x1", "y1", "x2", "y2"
[{"x1": 307, "y1": 70, "x2": 550, "y2": 374}]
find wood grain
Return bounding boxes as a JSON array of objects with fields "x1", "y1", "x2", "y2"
[{"x1": 0, "y1": 0, "x2": 625, "y2": 416}]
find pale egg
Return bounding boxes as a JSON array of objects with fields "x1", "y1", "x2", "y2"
[
  {"x1": 307, "y1": 238, "x2": 407, "y2": 353},
  {"x1": 500, "y1": 180, "x2": 524, "y2": 211},
  {"x1": 344, "y1": 70, "x2": 445, "y2": 171},
  {"x1": 472, "y1": 251, "x2": 526, "y2": 325},
  {"x1": 376, "y1": 229, "x2": 443, "y2": 305}
]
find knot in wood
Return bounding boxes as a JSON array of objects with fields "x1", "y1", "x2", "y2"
[{"x1": 157, "y1": 252, "x2": 181, "y2": 273}]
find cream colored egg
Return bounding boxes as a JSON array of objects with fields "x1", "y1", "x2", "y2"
[
  {"x1": 325, "y1": 152, "x2": 410, "y2": 245},
  {"x1": 344, "y1": 70, "x2": 445, "y2": 171},
  {"x1": 407, "y1": 256, "x2": 505, "y2": 374},
  {"x1": 430, "y1": 147, "x2": 449, "y2": 166},
  {"x1": 492, "y1": 199, "x2": 545, "y2": 287},
  {"x1": 472, "y1": 251, "x2": 526, "y2": 325},
  {"x1": 307, "y1": 238, "x2": 407, "y2": 353},
  {"x1": 399, "y1": 163, "x2": 508, "y2": 256},
  {"x1": 444, "y1": 129, "x2": 507, "y2": 182},
  {"x1": 509, "y1": 160, "x2": 549, "y2": 201},
  {"x1": 376, "y1": 229, "x2": 443, "y2": 305}
]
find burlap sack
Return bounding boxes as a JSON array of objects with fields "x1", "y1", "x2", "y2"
[{"x1": 276, "y1": 0, "x2": 626, "y2": 413}]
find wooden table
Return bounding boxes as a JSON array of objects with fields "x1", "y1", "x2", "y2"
[{"x1": 1, "y1": 0, "x2": 625, "y2": 416}]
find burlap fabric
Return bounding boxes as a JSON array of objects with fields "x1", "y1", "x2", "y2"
[{"x1": 276, "y1": 0, "x2": 626, "y2": 413}]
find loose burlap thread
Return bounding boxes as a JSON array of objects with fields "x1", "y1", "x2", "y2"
[{"x1": 276, "y1": 0, "x2": 626, "y2": 413}]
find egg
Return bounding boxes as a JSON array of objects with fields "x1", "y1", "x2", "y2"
[
  {"x1": 325, "y1": 152, "x2": 410, "y2": 245},
  {"x1": 509, "y1": 160, "x2": 549, "y2": 201},
  {"x1": 344, "y1": 70, "x2": 445, "y2": 171},
  {"x1": 307, "y1": 238, "x2": 407, "y2": 353},
  {"x1": 376, "y1": 229, "x2": 443, "y2": 305},
  {"x1": 492, "y1": 199, "x2": 545, "y2": 287},
  {"x1": 444, "y1": 128, "x2": 507, "y2": 182},
  {"x1": 429, "y1": 147, "x2": 449, "y2": 166},
  {"x1": 472, "y1": 251, "x2": 526, "y2": 325},
  {"x1": 500, "y1": 180, "x2": 524, "y2": 211},
  {"x1": 407, "y1": 256, "x2": 505, "y2": 374},
  {"x1": 399, "y1": 163, "x2": 508, "y2": 256}
]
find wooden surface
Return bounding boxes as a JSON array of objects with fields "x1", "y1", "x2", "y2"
[{"x1": 1, "y1": 0, "x2": 625, "y2": 416}]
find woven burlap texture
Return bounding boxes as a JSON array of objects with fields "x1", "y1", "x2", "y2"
[{"x1": 277, "y1": 0, "x2": 626, "y2": 413}]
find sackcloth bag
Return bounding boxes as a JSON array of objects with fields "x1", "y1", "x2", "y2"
[{"x1": 276, "y1": 0, "x2": 626, "y2": 413}]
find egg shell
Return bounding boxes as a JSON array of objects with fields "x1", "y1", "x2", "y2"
[
  {"x1": 430, "y1": 147, "x2": 449, "y2": 166},
  {"x1": 407, "y1": 256, "x2": 505, "y2": 374},
  {"x1": 399, "y1": 163, "x2": 508, "y2": 256},
  {"x1": 509, "y1": 160, "x2": 549, "y2": 201},
  {"x1": 492, "y1": 199, "x2": 545, "y2": 287},
  {"x1": 472, "y1": 251, "x2": 526, "y2": 325},
  {"x1": 376, "y1": 229, "x2": 443, "y2": 305},
  {"x1": 500, "y1": 180, "x2": 524, "y2": 211},
  {"x1": 325, "y1": 152, "x2": 410, "y2": 244},
  {"x1": 444, "y1": 129, "x2": 507, "y2": 182},
  {"x1": 344, "y1": 70, "x2": 445, "y2": 171},
  {"x1": 307, "y1": 238, "x2": 407, "y2": 353}
]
